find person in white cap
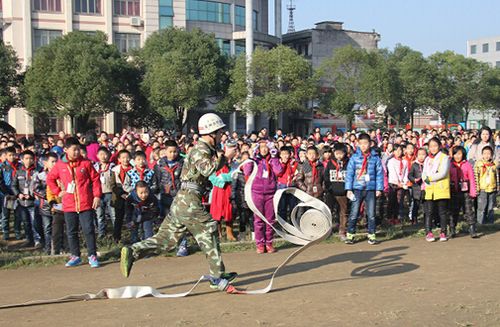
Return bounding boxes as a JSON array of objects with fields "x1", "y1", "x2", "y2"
[{"x1": 120, "y1": 113, "x2": 238, "y2": 291}]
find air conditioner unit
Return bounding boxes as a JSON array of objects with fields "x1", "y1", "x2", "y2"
[{"x1": 130, "y1": 17, "x2": 143, "y2": 27}]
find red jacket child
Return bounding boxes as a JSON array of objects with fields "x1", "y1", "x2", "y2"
[{"x1": 47, "y1": 157, "x2": 102, "y2": 213}]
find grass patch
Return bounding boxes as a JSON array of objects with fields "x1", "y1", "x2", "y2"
[{"x1": 2, "y1": 210, "x2": 499, "y2": 270}]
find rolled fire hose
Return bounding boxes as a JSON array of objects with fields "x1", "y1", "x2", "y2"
[{"x1": 0, "y1": 160, "x2": 332, "y2": 309}]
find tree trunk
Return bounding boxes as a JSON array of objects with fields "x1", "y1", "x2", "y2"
[
  {"x1": 464, "y1": 106, "x2": 470, "y2": 129},
  {"x1": 175, "y1": 107, "x2": 188, "y2": 135},
  {"x1": 410, "y1": 107, "x2": 415, "y2": 130}
]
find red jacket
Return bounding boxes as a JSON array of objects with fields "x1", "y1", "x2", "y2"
[
  {"x1": 277, "y1": 160, "x2": 298, "y2": 187},
  {"x1": 47, "y1": 157, "x2": 102, "y2": 213}
]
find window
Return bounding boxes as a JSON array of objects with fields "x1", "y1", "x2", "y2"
[
  {"x1": 187, "y1": 0, "x2": 230, "y2": 24},
  {"x1": 235, "y1": 6, "x2": 260, "y2": 31},
  {"x1": 470, "y1": 45, "x2": 477, "y2": 54},
  {"x1": 235, "y1": 41, "x2": 245, "y2": 56},
  {"x1": 114, "y1": 0, "x2": 140, "y2": 16},
  {"x1": 216, "y1": 38, "x2": 231, "y2": 55},
  {"x1": 114, "y1": 33, "x2": 140, "y2": 52},
  {"x1": 33, "y1": 29, "x2": 62, "y2": 51},
  {"x1": 74, "y1": 0, "x2": 101, "y2": 15},
  {"x1": 496, "y1": 42, "x2": 500, "y2": 51},
  {"x1": 159, "y1": 0, "x2": 173, "y2": 29},
  {"x1": 482, "y1": 43, "x2": 489, "y2": 53},
  {"x1": 496, "y1": 61, "x2": 500, "y2": 68},
  {"x1": 33, "y1": 0, "x2": 62, "y2": 12}
]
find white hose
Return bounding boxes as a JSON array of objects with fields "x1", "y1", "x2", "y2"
[{"x1": 0, "y1": 160, "x2": 332, "y2": 308}]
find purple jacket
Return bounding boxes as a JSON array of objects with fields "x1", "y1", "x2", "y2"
[{"x1": 244, "y1": 155, "x2": 283, "y2": 195}]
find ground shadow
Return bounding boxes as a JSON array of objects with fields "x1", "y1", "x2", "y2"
[{"x1": 156, "y1": 246, "x2": 419, "y2": 293}]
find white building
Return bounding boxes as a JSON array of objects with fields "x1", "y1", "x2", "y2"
[
  {"x1": 0, "y1": 0, "x2": 279, "y2": 135},
  {"x1": 466, "y1": 36, "x2": 500, "y2": 130}
]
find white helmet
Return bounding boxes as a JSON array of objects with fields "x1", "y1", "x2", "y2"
[{"x1": 198, "y1": 113, "x2": 226, "y2": 135}]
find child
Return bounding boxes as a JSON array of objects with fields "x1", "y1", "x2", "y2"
[
  {"x1": 127, "y1": 181, "x2": 159, "y2": 243},
  {"x1": 422, "y1": 137, "x2": 450, "y2": 242},
  {"x1": 0, "y1": 147, "x2": 21, "y2": 240},
  {"x1": 110, "y1": 150, "x2": 132, "y2": 243},
  {"x1": 209, "y1": 147, "x2": 236, "y2": 241},
  {"x1": 324, "y1": 143, "x2": 348, "y2": 240},
  {"x1": 231, "y1": 151, "x2": 253, "y2": 241},
  {"x1": 47, "y1": 137, "x2": 102, "y2": 268},
  {"x1": 404, "y1": 143, "x2": 416, "y2": 222},
  {"x1": 123, "y1": 151, "x2": 158, "y2": 195},
  {"x1": 295, "y1": 146, "x2": 325, "y2": 200},
  {"x1": 449, "y1": 146, "x2": 478, "y2": 238},
  {"x1": 474, "y1": 146, "x2": 499, "y2": 225},
  {"x1": 408, "y1": 148, "x2": 427, "y2": 224},
  {"x1": 276, "y1": 146, "x2": 298, "y2": 221},
  {"x1": 12, "y1": 150, "x2": 38, "y2": 247},
  {"x1": 344, "y1": 133, "x2": 383, "y2": 245},
  {"x1": 32, "y1": 153, "x2": 59, "y2": 254},
  {"x1": 157, "y1": 140, "x2": 183, "y2": 219},
  {"x1": 243, "y1": 140, "x2": 282, "y2": 254},
  {"x1": 386, "y1": 144, "x2": 409, "y2": 225},
  {"x1": 94, "y1": 147, "x2": 116, "y2": 239}
]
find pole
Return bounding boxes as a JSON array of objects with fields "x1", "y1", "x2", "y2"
[{"x1": 245, "y1": 0, "x2": 255, "y2": 134}]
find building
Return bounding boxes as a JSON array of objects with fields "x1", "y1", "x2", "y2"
[
  {"x1": 282, "y1": 21, "x2": 381, "y2": 134},
  {"x1": 465, "y1": 36, "x2": 500, "y2": 130},
  {"x1": 0, "y1": 0, "x2": 279, "y2": 135},
  {"x1": 467, "y1": 36, "x2": 500, "y2": 68}
]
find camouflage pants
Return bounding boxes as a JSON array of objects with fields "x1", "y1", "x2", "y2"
[{"x1": 131, "y1": 190, "x2": 226, "y2": 277}]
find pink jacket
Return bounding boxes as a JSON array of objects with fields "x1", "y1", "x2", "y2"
[{"x1": 449, "y1": 160, "x2": 477, "y2": 197}]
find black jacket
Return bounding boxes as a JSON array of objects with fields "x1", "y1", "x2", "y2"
[
  {"x1": 324, "y1": 159, "x2": 348, "y2": 196},
  {"x1": 408, "y1": 161, "x2": 424, "y2": 200}
]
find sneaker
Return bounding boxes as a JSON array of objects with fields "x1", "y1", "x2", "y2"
[
  {"x1": 34, "y1": 241, "x2": 42, "y2": 249},
  {"x1": 339, "y1": 233, "x2": 348, "y2": 242},
  {"x1": 176, "y1": 245, "x2": 189, "y2": 257},
  {"x1": 65, "y1": 255, "x2": 82, "y2": 267},
  {"x1": 439, "y1": 233, "x2": 448, "y2": 242},
  {"x1": 256, "y1": 244, "x2": 265, "y2": 254},
  {"x1": 120, "y1": 246, "x2": 135, "y2": 278},
  {"x1": 266, "y1": 244, "x2": 276, "y2": 253},
  {"x1": 425, "y1": 232, "x2": 435, "y2": 242},
  {"x1": 344, "y1": 233, "x2": 355, "y2": 245},
  {"x1": 469, "y1": 225, "x2": 479, "y2": 239},
  {"x1": 367, "y1": 234, "x2": 379, "y2": 245},
  {"x1": 88, "y1": 255, "x2": 100, "y2": 268},
  {"x1": 209, "y1": 272, "x2": 238, "y2": 290}
]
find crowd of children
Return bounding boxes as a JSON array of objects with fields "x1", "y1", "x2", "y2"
[{"x1": 0, "y1": 125, "x2": 499, "y2": 267}]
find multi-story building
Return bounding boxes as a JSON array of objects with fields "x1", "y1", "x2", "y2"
[
  {"x1": 282, "y1": 21, "x2": 381, "y2": 133},
  {"x1": 467, "y1": 36, "x2": 500, "y2": 68},
  {"x1": 466, "y1": 36, "x2": 500, "y2": 130},
  {"x1": 0, "y1": 0, "x2": 279, "y2": 135}
]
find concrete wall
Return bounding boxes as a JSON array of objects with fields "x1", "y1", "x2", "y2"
[
  {"x1": 311, "y1": 29, "x2": 379, "y2": 68},
  {"x1": 467, "y1": 36, "x2": 500, "y2": 67}
]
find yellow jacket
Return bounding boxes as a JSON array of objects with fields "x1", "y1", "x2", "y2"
[
  {"x1": 474, "y1": 159, "x2": 499, "y2": 193},
  {"x1": 422, "y1": 151, "x2": 450, "y2": 200}
]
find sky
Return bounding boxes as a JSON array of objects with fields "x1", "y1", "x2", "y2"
[{"x1": 269, "y1": 0, "x2": 500, "y2": 56}]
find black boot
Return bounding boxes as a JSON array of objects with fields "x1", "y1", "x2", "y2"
[{"x1": 469, "y1": 225, "x2": 479, "y2": 239}]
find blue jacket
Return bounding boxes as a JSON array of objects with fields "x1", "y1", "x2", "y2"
[{"x1": 345, "y1": 148, "x2": 384, "y2": 191}]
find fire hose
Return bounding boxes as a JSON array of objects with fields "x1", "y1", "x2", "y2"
[{"x1": 0, "y1": 160, "x2": 332, "y2": 309}]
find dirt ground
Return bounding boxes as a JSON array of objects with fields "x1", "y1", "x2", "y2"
[{"x1": 1, "y1": 231, "x2": 499, "y2": 327}]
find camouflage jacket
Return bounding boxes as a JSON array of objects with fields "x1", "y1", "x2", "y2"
[{"x1": 180, "y1": 138, "x2": 226, "y2": 189}]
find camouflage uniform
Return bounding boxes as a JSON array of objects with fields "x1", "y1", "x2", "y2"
[{"x1": 131, "y1": 138, "x2": 227, "y2": 277}]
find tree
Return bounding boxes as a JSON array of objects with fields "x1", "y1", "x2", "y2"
[
  {"x1": 23, "y1": 31, "x2": 132, "y2": 133},
  {"x1": 219, "y1": 45, "x2": 316, "y2": 120},
  {"x1": 316, "y1": 45, "x2": 393, "y2": 128},
  {"x1": 0, "y1": 40, "x2": 20, "y2": 116},
  {"x1": 138, "y1": 28, "x2": 230, "y2": 132},
  {"x1": 428, "y1": 51, "x2": 490, "y2": 127},
  {"x1": 388, "y1": 45, "x2": 434, "y2": 128}
]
